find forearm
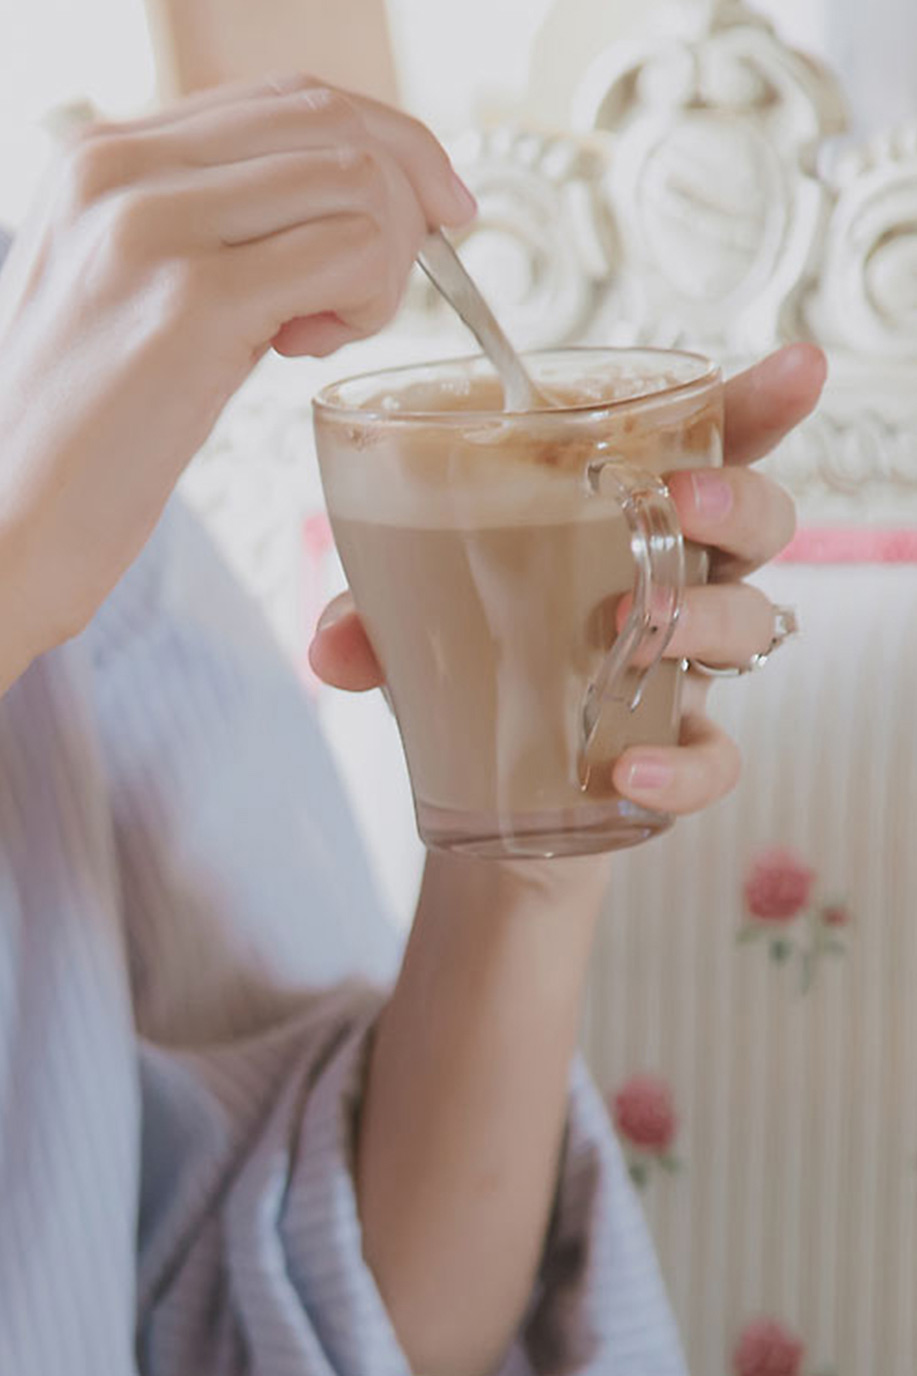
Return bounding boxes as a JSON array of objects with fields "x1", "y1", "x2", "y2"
[
  {"x1": 0, "y1": 533, "x2": 40, "y2": 696},
  {"x1": 0, "y1": 636, "x2": 31, "y2": 697},
  {"x1": 356, "y1": 850, "x2": 610, "y2": 1376}
]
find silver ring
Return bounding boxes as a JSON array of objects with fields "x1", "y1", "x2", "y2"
[{"x1": 688, "y1": 605, "x2": 799, "y2": 679}]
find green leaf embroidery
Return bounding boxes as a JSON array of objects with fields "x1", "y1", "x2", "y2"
[
  {"x1": 628, "y1": 1159, "x2": 649, "y2": 1190},
  {"x1": 737, "y1": 925, "x2": 772, "y2": 944}
]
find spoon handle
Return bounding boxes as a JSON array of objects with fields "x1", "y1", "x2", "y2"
[{"x1": 417, "y1": 230, "x2": 541, "y2": 412}]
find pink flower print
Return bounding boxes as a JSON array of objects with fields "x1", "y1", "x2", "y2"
[
  {"x1": 821, "y1": 903, "x2": 850, "y2": 928},
  {"x1": 738, "y1": 848, "x2": 852, "y2": 994},
  {"x1": 610, "y1": 1075, "x2": 680, "y2": 1189},
  {"x1": 744, "y1": 848, "x2": 815, "y2": 922},
  {"x1": 733, "y1": 1319, "x2": 805, "y2": 1376},
  {"x1": 613, "y1": 1074, "x2": 677, "y2": 1153}
]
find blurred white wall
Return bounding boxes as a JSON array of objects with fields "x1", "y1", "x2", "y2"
[
  {"x1": 823, "y1": 0, "x2": 917, "y2": 135},
  {"x1": 0, "y1": 0, "x2": 841, "y2": 228},
  {"x1": 4, "y1": 0, "x2": 915, "y2": 229},
  {"x1": 391, "y1": 0, "x2": 832, "y2": 134},
  {"x1": 0, "y1": 0, "x2": 156, "y2": 224},
  {"x1": 386, "y1": 0, "x2": 559, "y2": 131},
  {"x1": 1, "y1": 0, "x2": 912, "y2": 927}
]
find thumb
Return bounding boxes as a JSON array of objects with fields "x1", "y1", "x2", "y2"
[
  {"x1": 272, "y1": 311, "x2": 361, "y2": 358},
  {"x1": 308, "y1": 593, "x2": 385, "y2": 691}
]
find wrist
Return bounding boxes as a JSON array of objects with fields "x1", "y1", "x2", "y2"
[
  {"x1": 409, "y1": 850, "x2": 609, "y2": 1012},
  {"x1": 362, "y1": 849, "x2": 608, "y2": 1375},
  {"x1": 420, "y1": 849, "x2": 610, "y2": 932},
  {"x1": 0, "y1": 553, "x2": 35, "y2": 693},
  {"x1": 0, "y1": 527, "x2": 44, "y2": 693}
]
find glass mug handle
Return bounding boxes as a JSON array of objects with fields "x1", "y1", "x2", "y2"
[{"x1": 581, "y1": 458, "x2": 686, "y2": 755}]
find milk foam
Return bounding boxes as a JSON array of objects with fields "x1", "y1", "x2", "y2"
[
  {"x1": 320, "y1": 431, "x2": 624, "y2": 529},
  {"x1": 317, "y1": 364, "x2": 715, "y2": 528}
]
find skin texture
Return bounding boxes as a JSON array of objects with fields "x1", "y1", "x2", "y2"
[
  {"x1": 310, "y1": 345, "x2": 827, "y2": 1374},
  {"x1": 0, "y1": 74, "x2": 475, "y2": 691},
  {"x1": 311, "y1": 343, "x2": 827, "y2": 816},
  {"x1": 0, "y1": 72, "x2": 826, "y2": 1376}
]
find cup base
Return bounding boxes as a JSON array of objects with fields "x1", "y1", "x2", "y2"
[{"x1": 417, "y1": 797, "x2": 673, "y2": 859}]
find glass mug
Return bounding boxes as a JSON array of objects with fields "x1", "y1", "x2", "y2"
[{"x1": 313, "y1": 348, "x2": 723, "y2": 859}]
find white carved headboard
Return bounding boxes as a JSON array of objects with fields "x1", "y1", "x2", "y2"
[
  {"x1": 174, "y1": 10, "x2": 917, "y2": 1366},
  {"x1": 181, "y1": 0, "x2": 917, "y2": 668},
  {"x1": 396, "y1": 0, "x2": 917, "y2": 528},
  {"x1": 177, "y1": 0, "x2": 917, "y2": 925}
]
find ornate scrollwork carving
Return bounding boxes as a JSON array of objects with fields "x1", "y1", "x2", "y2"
[
  {"x1": 412, "y1": 125, "x2": 612, "y2": 350},
  {"x1": 797, "y1": 122, "x2": 917, "y2": 361},
  {"x1": 571, "y1": 0, "x2": 846, "y2": 353},
  {"x1": 762, "y1": 394, "x2": 917, "y2": 521},
  {"x1": 182, "y1": 0, "x2": 917, "y2": 625},
  {"x1": 402, "y1": 0, "x2": 917, "y2": 517}
]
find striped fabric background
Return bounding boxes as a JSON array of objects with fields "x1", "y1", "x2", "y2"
[
  {"x1": 180, "y1": 324, "x2": 917, "y2": 1372},
  {"x1": 0, "y1": 499, "x2": 689, "y2": 1376},
  {"x1": 583, "y1": 561, "x2": 917, "y2": 1374}
]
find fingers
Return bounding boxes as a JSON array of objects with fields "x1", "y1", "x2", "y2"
[
  {"x1": 53, "y1": 87, "x2": 361, "y2": 217},
  {"x1": 86, "y1": 72, "x2": 318, "y2": 138},
  {"x1": 62, "y1": 78, "x2": 473, "y2": 361},
  {"x1": 227, "y1": 209, "x2": 419, "y2": 345},
  {"x1": 672, "y1": 583, "x2": 776, "y2": 667},
  {"x1": 182, "y1": 146, "x2": 410, "y2": 247},
  {"x1": 272, "y1": 311, "x2": 360, "y2": 358},
  {"x1": 311, "y1": 594, "x2": 744, "y2": 822},
  {"x1": 308, "y1": 594, "x2": 385, "y2": 691},
  {"x1": 666, "y1": 465, "x2": 796, "y2": 573},
  {"x1": 155, "y1": 84, "x2": 369, "y2": 167},
  {"x1": 613, "y1": 711, "x2": 741, "y2": 815},
  {"x1": 89, "y1": 79, "x2": 475, "y2": 232},
  {"x1": 346, "y1": 94, "x2": 477, "y2": 228},
  {"x1": 618, "y1": 582, "x2": 776, "y2": 668},
  {"x1": 662, "y1": 347, "x2": 817, "y2": 586},
  {"x1": 723, "y1": 343, "x2": 827, "y2": 467},
  {"x1": 312, "y1": 597, "x2": 744, "y2": 818},
  {"x1": 58, "y1": 76, "x2": 326, "y2": 192}
]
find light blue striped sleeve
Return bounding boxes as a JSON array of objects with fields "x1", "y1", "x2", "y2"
[
  {"x1": 134, "y1": 1002, "x2": 687, "y2": 1376},
  {"x1": 82, "y1": 500, "x2": 687, "y2": 1374},
  {"x1": 85, "y1": 499, "x2": 401, "y2": 1046},
  {"x1": 0, "y1": 647, "x2": 141, "y2": 1376},
  {"x1": 0, "y1": 503, "x2": 685, "y2": 1376}
]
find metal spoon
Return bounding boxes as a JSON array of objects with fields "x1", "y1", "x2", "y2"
[{"x1": 417, "y1": 230, "x2": 545, "y2": 412}]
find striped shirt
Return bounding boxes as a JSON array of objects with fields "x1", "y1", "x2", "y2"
[{"x1": 0, "y1": 499, "x2": 686, "y2": 1375}]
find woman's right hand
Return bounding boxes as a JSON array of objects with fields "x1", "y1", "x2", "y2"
[{"x1": 0, "y1": 75, "x2": 475, "y2": 689}]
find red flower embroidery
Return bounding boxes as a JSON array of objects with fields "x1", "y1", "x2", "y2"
[
  {"x1": 733, "y1": 1319, "x2": 805, "y2": 1376},
  {"x1": 744, "y1": 848, "x2": 815, "y2": 923},
  {"x1": 612, "y1": 1074, "x2": 677, "y2": 1154},
  {"x1": 822, "y1": 903, "x2": 850, "y2": 928},
  {"x1": 738, "y1": 848, "x2": 853, "y2": 994},
  {"x1": 738, "y1": 849, "x2": 853, "y2": 993}
]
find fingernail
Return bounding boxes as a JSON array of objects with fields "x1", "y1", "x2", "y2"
[
  {"x1": 317, "y1": 594, "x2": 352, "y2": 634},
  {"x1": 766, "y1": 341, "x2": 826, "y2": 382},
  {"x1": 624, "y1": 758, "x2": 674, "y2": 793},
  {"x1": 690, "y1": 470, "x2": 733, "y2": 520},
  {"x1": 448, "y1": 168, "x2": 477, "y2": 220},
  {"x1": 266, "y1": 72, "x2": 309, "y2": 95}
]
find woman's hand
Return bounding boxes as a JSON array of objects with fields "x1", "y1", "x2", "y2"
[
  {"x1": 310, "y1": 343, "x2": 828, "y2": 815},
  {"x1": 0, "y1": 75, "x2": 475, "y2": 688},
  {"x1": 336, "y1": 343, "x2": 825, "y2": 1374}
]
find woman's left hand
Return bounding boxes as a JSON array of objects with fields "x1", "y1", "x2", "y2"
[{"x1": 310, "y1": 342, "x2": 827, "y2": 817}]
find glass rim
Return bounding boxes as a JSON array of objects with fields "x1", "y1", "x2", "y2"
[{"x1": 312, "y1": 346, "x2": 721, "y2": 425}]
